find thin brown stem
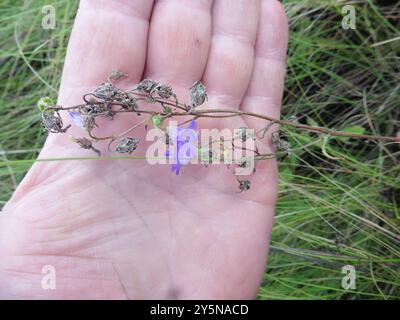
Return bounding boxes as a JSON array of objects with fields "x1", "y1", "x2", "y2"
[{"x1": 49, "y1": 93, "x2": 400, "y2": 143}]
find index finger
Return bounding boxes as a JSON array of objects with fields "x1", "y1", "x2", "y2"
[{"x1": 58, "y1": 0, "x2": 154, "y2": 106}]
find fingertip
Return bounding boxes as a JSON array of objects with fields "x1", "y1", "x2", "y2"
[
  {"x1": 202, "y1": 0, "x2": 260, "y2": 110},
  {"x1": 239, "y1": 0, "x2": 289, "y2": 137},
  {"x1": 257, "y1": 0, "x2": 289, "y2": 62}
]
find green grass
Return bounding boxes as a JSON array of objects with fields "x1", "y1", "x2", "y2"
[{"x1": 1, "y1": 0, "x2": 399, "y2": 299}]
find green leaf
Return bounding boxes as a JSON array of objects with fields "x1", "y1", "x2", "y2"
[
  {"x1": 341, "y1": 125, "x2": 365, "y2": 135},
  {"x1": 162, "y1": 105, "x2": 172, "y2": 114},
  {"x1": 152, "y1": 114, "x2": 163, "y2": 128},
  {"x1": 334, "y1": 125, "x2": 366, "y2": 141},
  {"x1": 37, "y1": 96, "x2": 54, "y2": 111}
]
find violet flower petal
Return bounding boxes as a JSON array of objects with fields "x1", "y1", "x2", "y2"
[
  {"x1": 167, "y1": 120, "x2": 198, "y2": 176},
  {"x1": 68, "y1": 111, "x2": 84, "y2": 128}
]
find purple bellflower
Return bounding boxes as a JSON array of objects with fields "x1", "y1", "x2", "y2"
[
  {"x1": 166, "y1": 120, "x2": 198, "y2": 175},
  {"x1": 68, "y1": 111, "x2": 84, "y2": 128}
]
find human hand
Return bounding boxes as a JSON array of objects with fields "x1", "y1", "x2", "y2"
[{"x1": 0, "y1": 0, "x2": 288, "y2": 299}]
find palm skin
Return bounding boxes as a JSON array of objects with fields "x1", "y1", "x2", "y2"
[{"x1": 0, "y1": 0, "x2": 288, "y2": 299}]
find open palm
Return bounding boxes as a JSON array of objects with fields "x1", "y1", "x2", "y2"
[{"x1": 0, "y1": 0, "x2": 288, "y2": 299}]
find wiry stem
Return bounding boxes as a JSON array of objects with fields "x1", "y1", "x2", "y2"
[
  {"x1": 153, "y1": 98, "x2": 400, "y2": 143},
  {"x1": 38, "y1": 78, "x2": 399, "y2": 192}
]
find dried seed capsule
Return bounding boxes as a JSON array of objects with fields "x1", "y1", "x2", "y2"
[
  {"x1": 279, "y1": 140, "x2": 292, "y2": 156},
  {"x1": 155, "y1": 84, "x2": 179, "y2": 105},
  {"x1": 42, "y1": 109, "x2": 70, "y2": 133},
  {"x1": 238, "y1": 179, "x2": 251, "y2": 192},
  {"x1": 108, "y1": 70, "x2": 128, "y2": 82},
  {"x1": 272, "y1": 131, "x2": 291, "y2": 156},
  {"x1": 122, "y1": 96, "x2": 139, "y2": 111},
  {"x1": 116, "y1": 137, "x2": 140, "y2": 154},
  {"x1": 81, "y1": 103, "x2": 109, "y2": 115},
  {"x1": 113, "y1": 91, "x2": 138, "y2": 110},
  {"x1": 93, "y1": 82, "x2": 118, "y2": 101},
  {"x1": 73, "y1": 137, "x2": 92, "y2": 149},
  {"x1": 135, "y1": 79, "x2": 159, "y2": 93},
  {"x1": 72, "y1": 137, "x2": 101, "y2": 156},
  {"x1": 271, "y1": 131, "x2": 280, "y2": 145},
  {"x1": 189, "y1": 81, "x2": 207, "y2": 110},
  {"x1": 155, "y1": 84, "x2": 173, "y2": 99}
]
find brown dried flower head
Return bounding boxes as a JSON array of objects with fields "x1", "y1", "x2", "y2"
[{"x1": 116, "y1": 137, "x2": 140, "y2": 154}]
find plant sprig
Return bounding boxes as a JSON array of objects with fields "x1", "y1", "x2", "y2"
[{"x1": 38, "y1": 74, "x2": 400, "y2": 192}]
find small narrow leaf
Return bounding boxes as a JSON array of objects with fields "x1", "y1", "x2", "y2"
[
  {"x1": 335, "y1": 125, "x2": 366, "y2": 141},
  {"x1": 162, "y1": 105, "x2": 172, "y2": 114},
  {"x1": 341, "y1": 125, "x2": 366, "y2": 135}
]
